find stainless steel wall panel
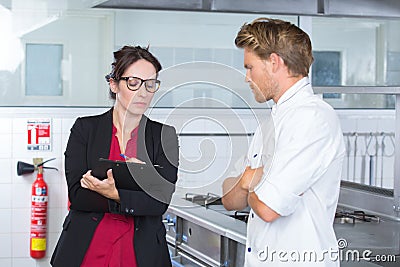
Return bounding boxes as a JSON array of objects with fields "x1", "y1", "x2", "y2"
[
  {"x1": 326, "y1": 0, "x2": 400, "y2": 18},
  {"x1": 212, "y1": 0, "x2": 318, "y2": 15}
]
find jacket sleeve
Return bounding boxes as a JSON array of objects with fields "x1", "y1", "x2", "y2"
[
  {"x1": 65, "y1": 118, "x2": 109, "y2": 212},
  {"x1": 110, "y1": 125, "x2": 179, "y2": 216}
]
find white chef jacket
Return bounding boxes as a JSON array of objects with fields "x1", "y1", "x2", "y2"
[
  {"x1": 245, "y1": 77, "x2": 346, "y2": 267},
  {"x1": 247, "y1": 117, "x2": 275, "y2": 170}
]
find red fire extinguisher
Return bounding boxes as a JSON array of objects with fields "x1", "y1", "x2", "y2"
[
  {"x1": 30, "y1": 165, "x2": 48, "y2": 258},
  {"x1": 17, "y1": 158, "x2": 58, "y2": 259}
]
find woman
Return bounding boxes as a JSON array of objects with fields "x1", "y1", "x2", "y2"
[{"x1": 51, "y1": 45, "x2": 179, "y2": 267}]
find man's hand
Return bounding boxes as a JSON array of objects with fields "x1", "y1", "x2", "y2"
[
  {"x1": 81, "y1": 169, "x2": 120, "y2": 202},
  {"x1": 222, "y1": 166, "x2": 264, "y2": 211},
  {"x1": 239, "y1": 166, "x2": 264, "y2": 192}
]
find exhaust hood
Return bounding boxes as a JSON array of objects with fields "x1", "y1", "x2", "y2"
[
  {"x1": 94, "y1": 0, "x2": 400, "y2": 18},
  {"x1": 93, "y1": 0, "x2": 318, "y2": 15}
]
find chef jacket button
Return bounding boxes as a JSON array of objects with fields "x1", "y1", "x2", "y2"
[
  {"x1": 271, "y1": 106, "x2": 277, "y2": 115},
  {"x1": 248, "y1": 247, "x2": 251, "y2": 252},
  {"x1": 251, "y1": 213, "x2": 254, "y2": 218},
  {"x1": 125, "y1": 208, "x2": 129, "y2": 213},
  {"x1": 130, "y1": 209, "x2": 134, "y2": 214}
]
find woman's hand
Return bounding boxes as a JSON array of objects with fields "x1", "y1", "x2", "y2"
[{"x1": 81, "y1": 169, "x2": 120, "y2": 202}]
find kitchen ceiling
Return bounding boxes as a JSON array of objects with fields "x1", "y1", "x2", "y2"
[{"x1": 94, "y1": 0, "x2": 400, "y2": 18}]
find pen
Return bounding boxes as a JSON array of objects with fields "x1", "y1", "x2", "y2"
[{"x1": 120, "y1": 154, "x2": 129, "y2": 160}]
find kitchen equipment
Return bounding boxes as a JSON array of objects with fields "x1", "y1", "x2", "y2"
[
  {"x1": 184, "y1": 192, "x2": 222, "y2": 207},
  {"x1": 164, "y1": 192, "x2": 400, "y2": 266},
  {"x1": 335, "y1": 210, "x2": 380, "y2": 224},
  {"x1": 164, "y1": 193, "x2": 247, "y2": 266}
]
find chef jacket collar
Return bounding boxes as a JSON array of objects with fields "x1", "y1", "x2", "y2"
[{"x1": 271, "y1": 77, "x2": 311, "y2": 114}]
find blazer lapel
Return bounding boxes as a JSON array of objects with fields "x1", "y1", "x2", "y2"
[
  {"x1": 90, "y1": 108, "x2": 113, "y2": 167},
  {"x1": 137, "y1": 115, "x2": 154, "y2": 164}
]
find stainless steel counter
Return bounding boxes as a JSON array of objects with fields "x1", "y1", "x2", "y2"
[
  {"x1": 167, "y1": 196, "x2": 247, "y2": 266},
  {"x1": 168, "y1": 196, "x2": 247, "y2": 244},
  {"x1": 166, "y1": 195, "x2": 400, "y2": 266}
]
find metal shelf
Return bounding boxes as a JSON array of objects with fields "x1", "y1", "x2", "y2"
[{"x1": 314, "y1": 86, "x2": 400, "y2": 94}]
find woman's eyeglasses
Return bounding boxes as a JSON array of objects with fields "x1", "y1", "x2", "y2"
[{"x1": 120, "y1": 76, "x2": 161, "y2": 93}]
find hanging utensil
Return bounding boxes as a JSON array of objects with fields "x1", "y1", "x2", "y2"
[
  {"x1": 345, "y1": 134, "x2": 352, "y2": 181},
  {"x1": 380, "y1": 133, "x2": 395, "y2": 188},
  {"x1": 366, "y1": 133, "x2": 378, "y2": 186},
  {"x1": 353, "y1": 133, "x2": 358, "y2": 182},
  {"x1": 374, "y1": 134, "x2": 379, "y2": 187},
  {"x1": 360, "y1": 135, "x2": 368, "y2": 185}
]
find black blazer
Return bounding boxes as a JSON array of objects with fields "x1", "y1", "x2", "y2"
[{"x1": 51, "y1": 108, "x2": 179, "y2": 267}]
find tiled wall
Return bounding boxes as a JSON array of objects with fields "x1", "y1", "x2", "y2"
[
  {"x1": 0, "y1": 107, "x2": 108, "y2": 267},
  {"x1": 0, "y1": 107, "x2": 395, "y2": 266}
]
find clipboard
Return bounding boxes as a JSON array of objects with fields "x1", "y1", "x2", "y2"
[{"x1": 91, "y1": 158, "x2": 162, "y2": 191}]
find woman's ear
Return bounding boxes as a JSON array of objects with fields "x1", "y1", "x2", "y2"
[{"x1": 109, "y1": 79, "x2": 119, "y2": 94}]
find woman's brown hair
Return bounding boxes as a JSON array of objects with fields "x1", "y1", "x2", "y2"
[{"x1": 105, "y1": 45, "x2": 162, "y2": 99}]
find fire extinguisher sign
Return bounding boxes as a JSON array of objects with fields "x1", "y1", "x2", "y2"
[{"x1": 27, "y1": 119, "x2": 52, "y2": 151}]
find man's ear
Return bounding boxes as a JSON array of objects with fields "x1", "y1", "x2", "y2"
[{"x1": 269, "y1": 53, "x2": 282, "y2": 73}]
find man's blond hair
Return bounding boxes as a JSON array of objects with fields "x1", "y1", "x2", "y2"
[{"x1": 235, "y1": 18, "x2": 313, "y2": 77}]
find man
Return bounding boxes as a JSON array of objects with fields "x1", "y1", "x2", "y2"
[{"x1": 222, "y1": 18, "x2": 345, "y2": 266}]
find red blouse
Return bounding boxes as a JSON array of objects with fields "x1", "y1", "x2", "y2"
[{"x1": 81, "y1": 125, "x2": 139, "y2": 267}]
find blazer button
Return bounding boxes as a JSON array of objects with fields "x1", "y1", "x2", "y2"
[
  {"x1": 125, "y1": 208, "x2": 129, "y2": 213},
  {"x1": 130, "y1": 209, "x2": 134, "y2": 214}
]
